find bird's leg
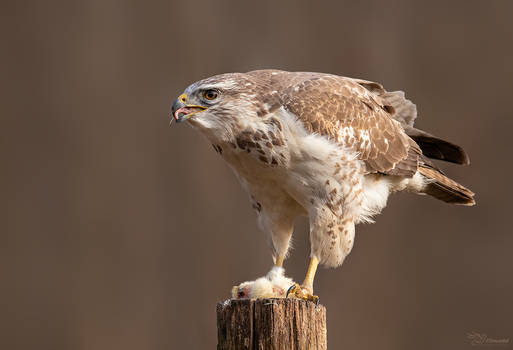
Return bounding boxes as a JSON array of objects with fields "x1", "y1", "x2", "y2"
[
  {"x1": 286, "y1": 257, "x2": 320, "y2": 304},
  {"x1": 274, "y1": 255, "x2": 285, "y2": 267},
  {"x1": 302, "y1": 256, "x2": 319, "y2": 293}
]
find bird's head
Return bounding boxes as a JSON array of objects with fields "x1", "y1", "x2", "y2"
[{"x1": 170, "y1": 73, "x2": 260, "y2": 132}]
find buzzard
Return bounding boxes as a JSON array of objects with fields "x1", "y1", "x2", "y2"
[{"x1": 171, "y1": 70, "x2": 475, "y2": 303}]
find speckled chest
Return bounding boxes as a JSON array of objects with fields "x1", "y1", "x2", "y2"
[{"x1": 210, "y1": 116, "x2": 290, "y2": 172}]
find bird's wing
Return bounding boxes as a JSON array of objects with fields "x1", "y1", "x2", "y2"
[
  {"x1": 354, "y1": 77, "x2": 470, "y2": 165},
  {"x1": 280, "y1": 74, "x2": 421, "y2": 176}
]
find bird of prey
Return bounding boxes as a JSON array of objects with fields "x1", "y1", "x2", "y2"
[{"x1": 171, "y1": 69, "x2": 475, "y2": 303}]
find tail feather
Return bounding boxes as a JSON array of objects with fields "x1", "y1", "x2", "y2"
[{"x1": 418, "y1": 165, "x2": 475, "y2": 206}]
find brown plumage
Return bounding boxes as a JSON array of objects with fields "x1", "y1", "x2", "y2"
[
  {"x1": 418, "y1": 163, "x2": 475, "y2": 205},
  {"x1": 252, "y1": 70, "x2": 475, "y2": 205},
  {"x1": 172, "y1": 69, "x2": 476, "y2": 301},
  {"x1": 354, "y1": 76, "x2": 474, "y2": 204},
  {"x1": 177, "y1": 69, "x2": 475, "y2": 207},
  {"x1": 281, "y1": 74, "x2": 418, "y2": 176}
]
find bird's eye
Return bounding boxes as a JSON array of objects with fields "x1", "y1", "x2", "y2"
[{"x1": 203, "y1": 89, "x2": 218, "y2": 101}]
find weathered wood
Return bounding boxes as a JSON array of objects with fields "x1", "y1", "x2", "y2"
[{"x1": 216, "y1": 298, "x2": 327, "y2": 350}]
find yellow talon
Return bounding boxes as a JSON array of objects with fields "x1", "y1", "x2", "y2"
[
  {"x1": 286, "y1": 283, "x2": 300, "y2": 298},
  {"x1": 286, "y1": 283, "x2": 319, "y2": 304}
]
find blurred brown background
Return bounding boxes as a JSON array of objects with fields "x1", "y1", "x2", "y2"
[{"x1": 2, "y1": 0, "x2": 513, "y2": 349}]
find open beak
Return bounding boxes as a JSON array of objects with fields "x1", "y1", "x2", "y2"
[{"x1": 170, "y1": 94, "x2": 207, "y2": 123}]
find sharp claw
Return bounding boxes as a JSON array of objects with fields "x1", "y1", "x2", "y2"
[
  {"x1": 285, "y1": 283, "x2": 319, "y2": 304},
  {"x1": 286, "y1": 284, "x2": 297, "y2": 298}
]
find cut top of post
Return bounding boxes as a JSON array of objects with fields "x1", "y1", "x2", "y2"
[{"x1": 216, "y1": 298, "x2": 327, "y2": 350}]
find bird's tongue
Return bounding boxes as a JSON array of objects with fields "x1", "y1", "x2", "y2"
[{"x1": 173, "y1": 106, "x2": 204, "y2": 123}]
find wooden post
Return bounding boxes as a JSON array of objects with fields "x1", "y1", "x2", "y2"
[{"x1": 216, "y1": 298, "x2": 327, "y2": 350}]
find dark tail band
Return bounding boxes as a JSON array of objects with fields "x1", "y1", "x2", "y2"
[{"x1": 418, "y1": 166, "x2": 475, "y2": 206}]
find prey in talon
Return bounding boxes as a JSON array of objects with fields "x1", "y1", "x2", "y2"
[
  {"x1": 231, "y1": 267, "x2": 293, "y2": 300},
  {"x1": 171, "y1": 70, "x2": 475, "y2": 304}
]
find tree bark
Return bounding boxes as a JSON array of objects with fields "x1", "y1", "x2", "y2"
[{"x1": 216, "y1": 298, "x2": 327, "y2": 350}]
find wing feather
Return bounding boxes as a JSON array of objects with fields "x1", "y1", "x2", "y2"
[
  {"x1": 354, "y1": 78, "x2": 470, "y2": 165},
  {"x1": 279, "y1": 74, "x2": 419, "y2": 176}
]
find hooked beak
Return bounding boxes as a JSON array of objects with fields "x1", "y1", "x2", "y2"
[{"x1": 170, "y1": 93, "x2": 207, "y2": 123}]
